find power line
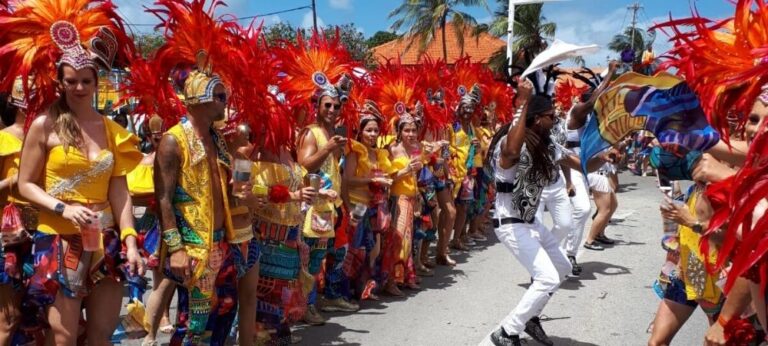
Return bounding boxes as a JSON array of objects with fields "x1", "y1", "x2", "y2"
[{"x1": 122, "y1": 4, "x2": 312, "y2": 28}]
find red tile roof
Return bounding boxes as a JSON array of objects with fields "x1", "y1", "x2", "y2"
[{"x1": 372, "y1": 23, "x2": 506, "y2": 65}]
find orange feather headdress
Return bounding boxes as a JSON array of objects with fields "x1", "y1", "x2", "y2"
[
  {"x1": 371, "y1": 58, "x2": 420, "y2": 134},
  {"x1": 273, "y1": 29, "x2": 358, "y2": 126},
  {"x1": 653, "y1": 0, "x2": 768, "y2": 136},
  {"x1": 0, "y1": 0, "x2": 128, "y2": 118},
  {"x1": 482, "y1": 76, "x2": 516, "y2": 125},
  {"x1": 412, "y1": 55, "x2": 450, "y2": 134}
]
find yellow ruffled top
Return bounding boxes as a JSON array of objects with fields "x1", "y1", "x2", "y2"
[
  {"x1": 0, "y1": 131, "x2": 24, "y2": 205},
  {"x1": 127, "y1": 161, "x2": 154, "y2": 197},
  {"x1": 38, "y1": 118, "x2": 143, "y2": 235},
  {"x1": 450, "y1": 125, "x2": 471, "y2": 197},
  {"x1": 391, "y1": 156, "x2": 418, "y2": 197},
  {"x1": 251, "y1": 160, "x2": 306, "y2": 226},
  {"x1": 679, "y1": 188, "x2": 721, "y2": 304},
  {"x1": 346, "y1": 139, "x2": 395, "y2": 205}
]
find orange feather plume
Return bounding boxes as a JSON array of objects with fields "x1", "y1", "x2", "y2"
[
  {"x1": 0, "y1": 0, "x2": 127, "y2": 118},
  {"x1": 273, "y1": 29, "x2": 359, "y2": 127},
  {"x1": 482, "y1": 78, "x2": 516, "y2": 125},
  {"x1": 412, "y1": 55, "x2": 450, "y2": 134},
  {"x1": 118, "y1": 54, "x2": 185, "y2": 130},
  {"x1": 371, "y1": 58, "x2": 419, "y2": 134},
  {"x1": 653, "y1": 0, "x2": 768, "y2": 136},
  {"x1": 445, "y1": 56, "x2": 484, "y2": 117}
]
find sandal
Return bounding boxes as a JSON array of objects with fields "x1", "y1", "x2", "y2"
[
  {"x1": 159, "y1": 324, "x2": 174, "y2": 334},
  {"x1": 450, "y1": 240, "x2": 469, "y2": 252},
  {"x1": 596, "y1": 233, "x2": 616, "y2": 245},
  {"x1": 384, "y1": 283, "x2": 405, "y2": 297},
  {"x1": 583, "y1": 242, "x2": 605, "y2": 251},
  {"x1": 416, "y1": 266, "x2": 434, "y2": 277}
]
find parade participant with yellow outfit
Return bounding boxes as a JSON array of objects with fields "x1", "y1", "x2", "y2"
[
  {"x1": 276, "y1": 31, "x2": 359, "y2": 324},
  {"x1": 1, "y1": 1, "x2": 146, "y2": 343},
  {"x1": 147, "y1": 1, "x2": 249, "y2": 344},
  {"x1": 446, "y1": 58, "x2": 484, "y2": 252},
  {"x1": 0, "y1": 77, "x2": 37, "y2": 345},
  {"x1": 344, "y1": 99, "x2": 395, "y2": 299}
]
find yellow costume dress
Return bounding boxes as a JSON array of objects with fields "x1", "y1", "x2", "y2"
[
  {"x1": 679, "y1": 188, "x2": 722, "y2": 309},
  {"x1": 28, "y1": 118, "x2": 142, "y2": 315},
  {"x1": 250, "y1": 159, "x2": 308, "y2": 344},
  {"x1": 388, "y1": 152, "x2": 420, "y2": 285}
]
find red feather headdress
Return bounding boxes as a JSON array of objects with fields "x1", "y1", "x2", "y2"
[
  {"x1": 0, "y1": 0, "x2": 128, "y2": 119},
  {"x1": 118, "y1": 54, "x2": 185, "y2": 130},
  {"x1": 482, "y1": 77, "x2": 516, "y2": 125},
  {"x1": 413, "y1": 55, "x2": 450, "y2": 134},
  {"x1": 227, "y1": 23, "x2": 293, "y2": 151},
  {"x1": 273, "y1": 29, "x2": 358, "y2": 127},
  {"x1": 446, "y1": 56, "x2": 484, "y2": 117},
  {"x1": 555, "y1": 79, "x2": 588, "y2": 114},
  {"x1": 148, "y1": 0, "x2": 243, "y2": 106},
  {"x1": 653, "y1": 0, "x2": 768, "y2": 137}
]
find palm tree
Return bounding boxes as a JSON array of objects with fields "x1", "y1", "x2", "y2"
[
  {"x1": 389, "y1": 0, "x2": 490, "y2": 61},
  {"x1": 608, "y1": 27, "x2": 656, "y2": 63},
  {"x1": 475, "y1": 2, "x2": 557, "y2": 74}
]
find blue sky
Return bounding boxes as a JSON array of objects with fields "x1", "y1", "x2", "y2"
[{"x1": 115, "y1": 0, "x2": 735, "y2": 66}]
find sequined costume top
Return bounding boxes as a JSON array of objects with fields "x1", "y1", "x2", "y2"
[
  {"x1": 165, "y1": 118, "x2": 248, "y2": 278},
  {"x1": 38, "y1": 118, "x2": 142, "y2": 235},
  {"x1": 302, "y1": 124, "x2": 342, "y2": 239}
]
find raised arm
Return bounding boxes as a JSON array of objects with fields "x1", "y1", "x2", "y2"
[
  {"x1": 499, "y1": 80, "x2": 533, "y2": 169},
  {"x1": 568, "y1": 61, "x2": 619, "y2": 130}
]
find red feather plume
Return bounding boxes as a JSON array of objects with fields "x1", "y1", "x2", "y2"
[
  {"x1": 370, "y1": 58, "x2": 419, "y2": 135},
  {"x1": 413, "y1": 55, "x2": 450, "y2": 134},
  {"x1": 555, "y1": 79, "x2": 588, "y2": 114},
  {"x1": 118, "y1": 54, "x2": 185, "y2": 130}
]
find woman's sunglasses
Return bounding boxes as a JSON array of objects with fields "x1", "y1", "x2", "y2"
[{"x1": 323, "y1": 102, "x2": 341, "y2": 111}]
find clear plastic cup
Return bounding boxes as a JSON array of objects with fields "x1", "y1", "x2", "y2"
[
  {"x1": 81, "y1": 213, "x2": 102, "y2": 252},
  {"x1": 232, "y1": 159, "x2": 252, "y2": 198}
]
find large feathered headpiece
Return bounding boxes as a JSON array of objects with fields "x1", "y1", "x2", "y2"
[
  {"x1": 555, "y1": 79, "x2": 589, "y2": 112},
  {"x1": 227, "y1": 22, "x2": 293, "y2": 151},
  {"x1": 482, "y1": 77, "x2": 516, "y2": 125},
  {"x1": 371, "y1": 59, "x2": 420, "y2": 134},
  {"x1": 118, "y1": 54, "x2": 185, "y2": 130},
  {"x1": 148, "y1": 0, "x2": 242, "y2": 106},
  {"x1": 447, "y1": 57, "x2": 483, "y2": 114},
  {"x1": 413, "y1": 55, "x2": 450, "y2": 133},
  {"x1": 0, "y1": 0, "x2": 128, "y2": 118},
  {"x1": 273, "y1": 29, "x2": 357, "y2": 125},
  {"x1": 652, "y1": 0, "x2": 768, "y2": 136}
]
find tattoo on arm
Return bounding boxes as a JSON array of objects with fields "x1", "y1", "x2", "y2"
[{"x1": 155, "y1": 135, "x2": 181, "y2": 232}]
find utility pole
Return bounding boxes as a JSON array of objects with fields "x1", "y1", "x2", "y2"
[
  {"x1": 627, "y1": 2, "x2": 642, "y2": 52},
  {"x1": 311, "y1": 0, "x2": 318, "y2": 33}
]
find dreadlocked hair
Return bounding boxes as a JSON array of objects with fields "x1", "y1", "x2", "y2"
[{"x1": 524, "y1": 97, "x2": 556, "y2": 183}]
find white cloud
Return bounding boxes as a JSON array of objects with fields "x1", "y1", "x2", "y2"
[
  {"x1": 301, "y1": 11, "x2": 326, "y2": 30},
  {"x1": 329, "y1": 0, "x2": 352, "y2": 10},
  {"x1": 545, "y1": 7, "x2": 629, "y2": 68}
]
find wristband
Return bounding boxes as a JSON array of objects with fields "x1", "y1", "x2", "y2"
[
  {"x1": 120, "y1": 227, "x2": 138, "y2": 243},
  {"x1": 162, "y1": 228, "x2": 184, "y2": 253},
  {"x1": 717, "y1": 314, "x2": 730, "y2": 328}
]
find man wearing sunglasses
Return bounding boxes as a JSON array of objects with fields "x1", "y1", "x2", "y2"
[
  {"x1": 153, "y1": 64, "x2": 241, "y2": 344},
  {"x1": 296, "y1": 74, "x2": 359, "y2": 325}
]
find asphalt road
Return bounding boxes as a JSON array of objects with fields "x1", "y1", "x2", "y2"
[{"x1": 120, "y1": 172, "x2": 708, "y2": 345}]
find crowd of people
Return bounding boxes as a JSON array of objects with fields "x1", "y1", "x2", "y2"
[{"x1": 0, "y1": 0, "x2": 767, "y2": 346}]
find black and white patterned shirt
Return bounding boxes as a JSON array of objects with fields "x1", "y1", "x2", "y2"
[{"x1": 492, "y1": 137, "x2": 562, "y2": 223}]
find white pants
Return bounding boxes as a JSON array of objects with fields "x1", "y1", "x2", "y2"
[
  {"x1": 496, "y1": 220, "x2": 572, "y2": 335},
  {"x1": 565, "y1": 169, "x2": 591, "y2": 257},
  {"x1": 535, "y1": 174, "x2": 574, "y2": 246}
]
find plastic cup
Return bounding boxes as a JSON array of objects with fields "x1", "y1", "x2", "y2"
[
  {"x1": 81, "y1": 213, "x2": 102, "y2": 252},
  {"x1": 233, "y1": 159, "x2": 252, "y2": 198}
]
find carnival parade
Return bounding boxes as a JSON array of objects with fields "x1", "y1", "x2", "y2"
[{"x1": 0, "y1": 0, "x2": 766, "y2": 345}]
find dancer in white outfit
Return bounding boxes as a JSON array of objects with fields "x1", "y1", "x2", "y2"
[{"x1": 488, "y1": 85, "x2": 606, "y2": 346}]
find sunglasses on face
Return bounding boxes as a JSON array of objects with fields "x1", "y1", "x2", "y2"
[
  {"x1": 213, "y1": 92, "x2": 228, "y2": 103},
  {"x1": 324, "y1": 103, "x2": 341, "y2": 111}
]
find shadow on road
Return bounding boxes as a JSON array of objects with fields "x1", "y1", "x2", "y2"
[
  {"x1": 546, "y1": 336, "x2": 601, "y2": 346},
  {"x1": 294, "y1": 322, "x2": 366, "y2": 346}
]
